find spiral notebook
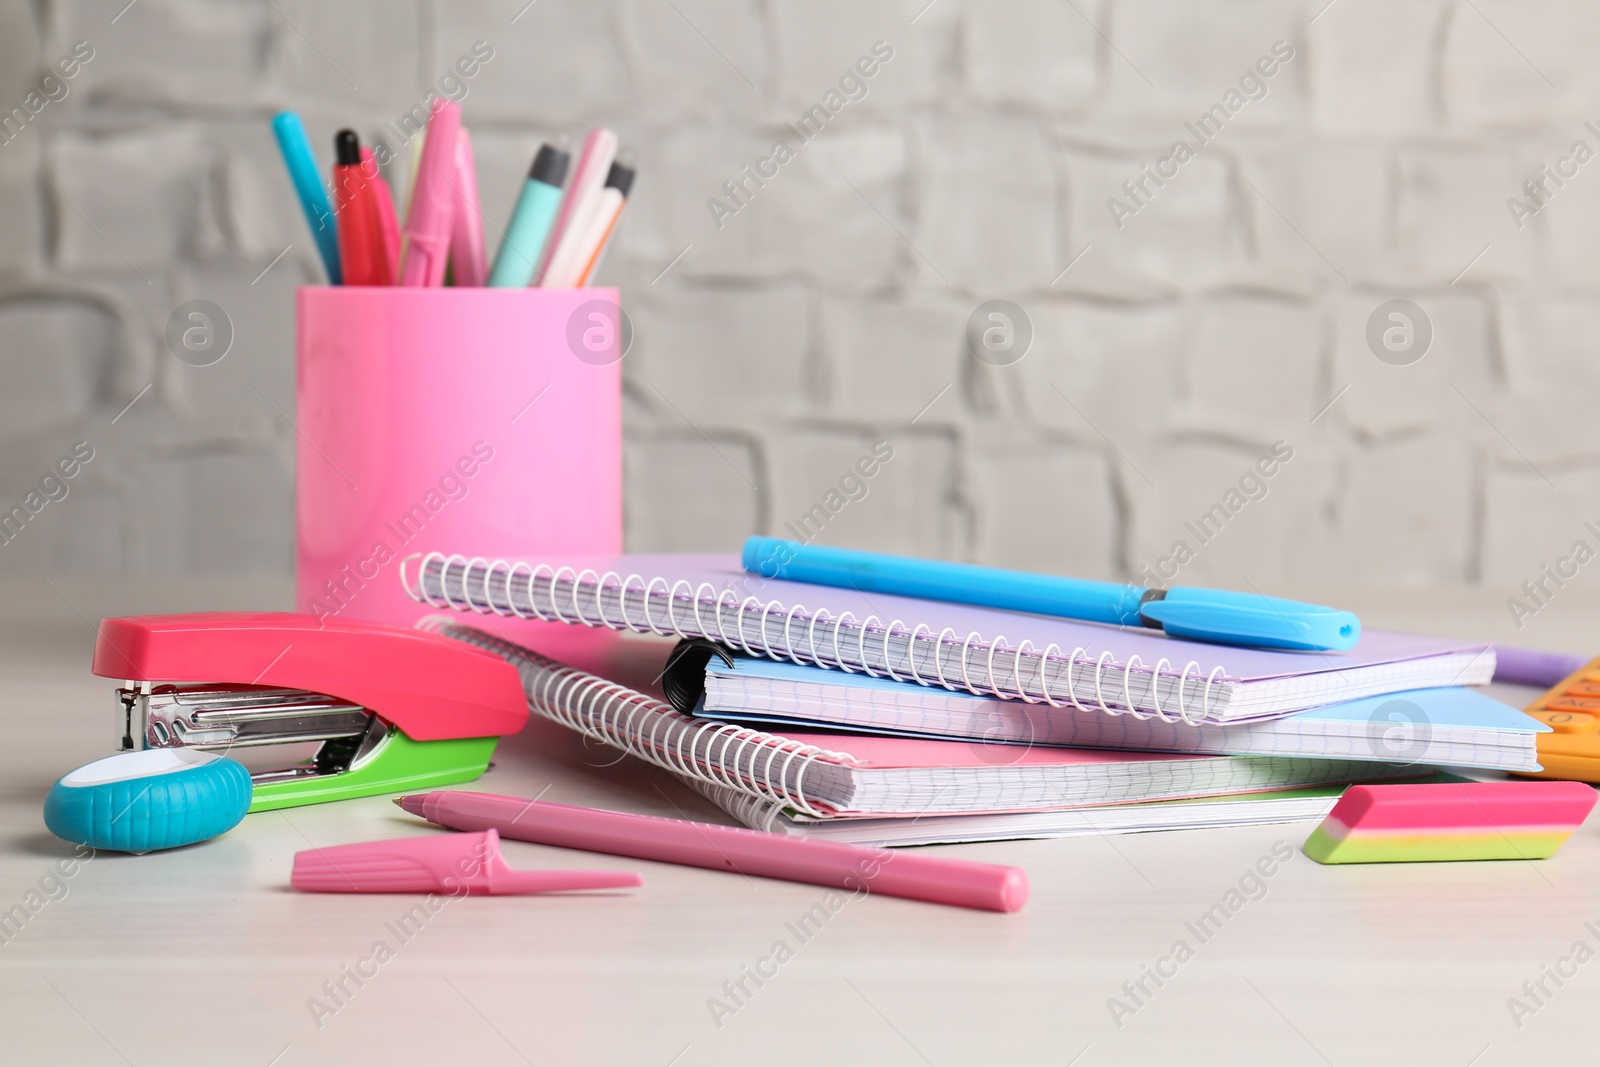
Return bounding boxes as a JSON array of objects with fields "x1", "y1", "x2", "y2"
[
  {"x1": 680, "y1": 653, "x2": 1544, "y2": 772},
  {"x1": 407, "y1": 552, "x2": 1494, "y2": 725},
  {"x1": 424, "y1": 619, "x2": 1423, "y2": 819}
]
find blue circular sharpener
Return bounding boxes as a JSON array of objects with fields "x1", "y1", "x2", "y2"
[{"x1": 44, "y1": 750, "x2": 253, "y2": 853}]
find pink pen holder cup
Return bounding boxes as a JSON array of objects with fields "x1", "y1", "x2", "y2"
[{"x1": 295, "y1": 287, "x2": 623, "y2": 639}]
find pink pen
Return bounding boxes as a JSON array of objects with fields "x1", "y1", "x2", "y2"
[
  {"x1": 399, "y1": 791, "x2": 1029, "y2": 913},
  {"x1": 398, "y1": 100, "x2": 460, "y2": 287},
  {"x1": 449, "y1": 127, "x2": 487, "y2": 287},
  {"x1": 362, "y1": 147, "x2": 400, "y2": 284}
]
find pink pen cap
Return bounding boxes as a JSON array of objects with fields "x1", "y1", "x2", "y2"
[
  {"x1": 398, "y1": 100, "x2": 461, "y2": 287},
  {"x1": 290, "y1": 828, "x2": 643, "y2": 895}
]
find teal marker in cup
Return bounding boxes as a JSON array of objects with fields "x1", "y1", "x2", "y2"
[{"x1": 489, "y1": 144, "x2": 571, "y2": 287}]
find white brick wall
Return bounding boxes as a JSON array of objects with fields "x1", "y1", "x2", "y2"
[{"x1": 0, "y1": 0, "x2": 1593, "y2": 602}]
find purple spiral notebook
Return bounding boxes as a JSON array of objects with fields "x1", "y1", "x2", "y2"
[{"x1": 408, "y1": 552, "x2": 1495, "y2": 725}]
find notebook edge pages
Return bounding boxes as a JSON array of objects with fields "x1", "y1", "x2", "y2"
[{"x1": 682, "y1": 776, "x2": 1347, "y2": 846}]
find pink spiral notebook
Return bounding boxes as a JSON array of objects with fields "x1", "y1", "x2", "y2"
[
  {"x1": 407, "y1": 552, "x2": 1494, "y2": 725},
  {"x1": 708, "y1": 730, "x2": 1415, "y2": 817}
]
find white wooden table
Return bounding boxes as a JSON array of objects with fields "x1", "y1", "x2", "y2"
[{"x1": 1, "y1": 575, "x2": 1597, "y2": 1066}]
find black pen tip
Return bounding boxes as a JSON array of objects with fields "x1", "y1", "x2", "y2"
[
  {"x1": 604, "y1": 162, "x2": 635, "y2": 197},
  {"x1": 530, "y1": 144, "x2": 570, "y2": 187},
  {"x1": 334, "y1": 129, "x2": 361, "y2": 166}
]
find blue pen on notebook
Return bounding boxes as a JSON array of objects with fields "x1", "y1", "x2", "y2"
[
  {"x1": 741, "y1": 537, "x2": 1361, "y2": 653},
  {"x1": 271, "y1": 111, "x2": 342, "y2": 284}
]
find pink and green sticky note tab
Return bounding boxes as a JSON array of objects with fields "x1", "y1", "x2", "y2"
[{"x1": 1304, "y1": 781, "x2": 1596, "y2": 864}]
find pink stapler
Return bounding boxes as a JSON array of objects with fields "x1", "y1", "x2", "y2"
[{"x1": 93, "y1": 613, "x2": 528, "y2": 812}]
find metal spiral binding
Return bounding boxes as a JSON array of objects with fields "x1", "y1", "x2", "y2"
[
  {"x1": 419, "y1": 617, "x2": 854, "y2": 818},
  {"x1": 402, "y1": 553, "x2": 1229, "y2": 726}
]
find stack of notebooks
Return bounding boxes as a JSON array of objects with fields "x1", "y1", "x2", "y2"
[{"x1": 409, "y1": 553, "x2": 1545, "y2": 846}]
